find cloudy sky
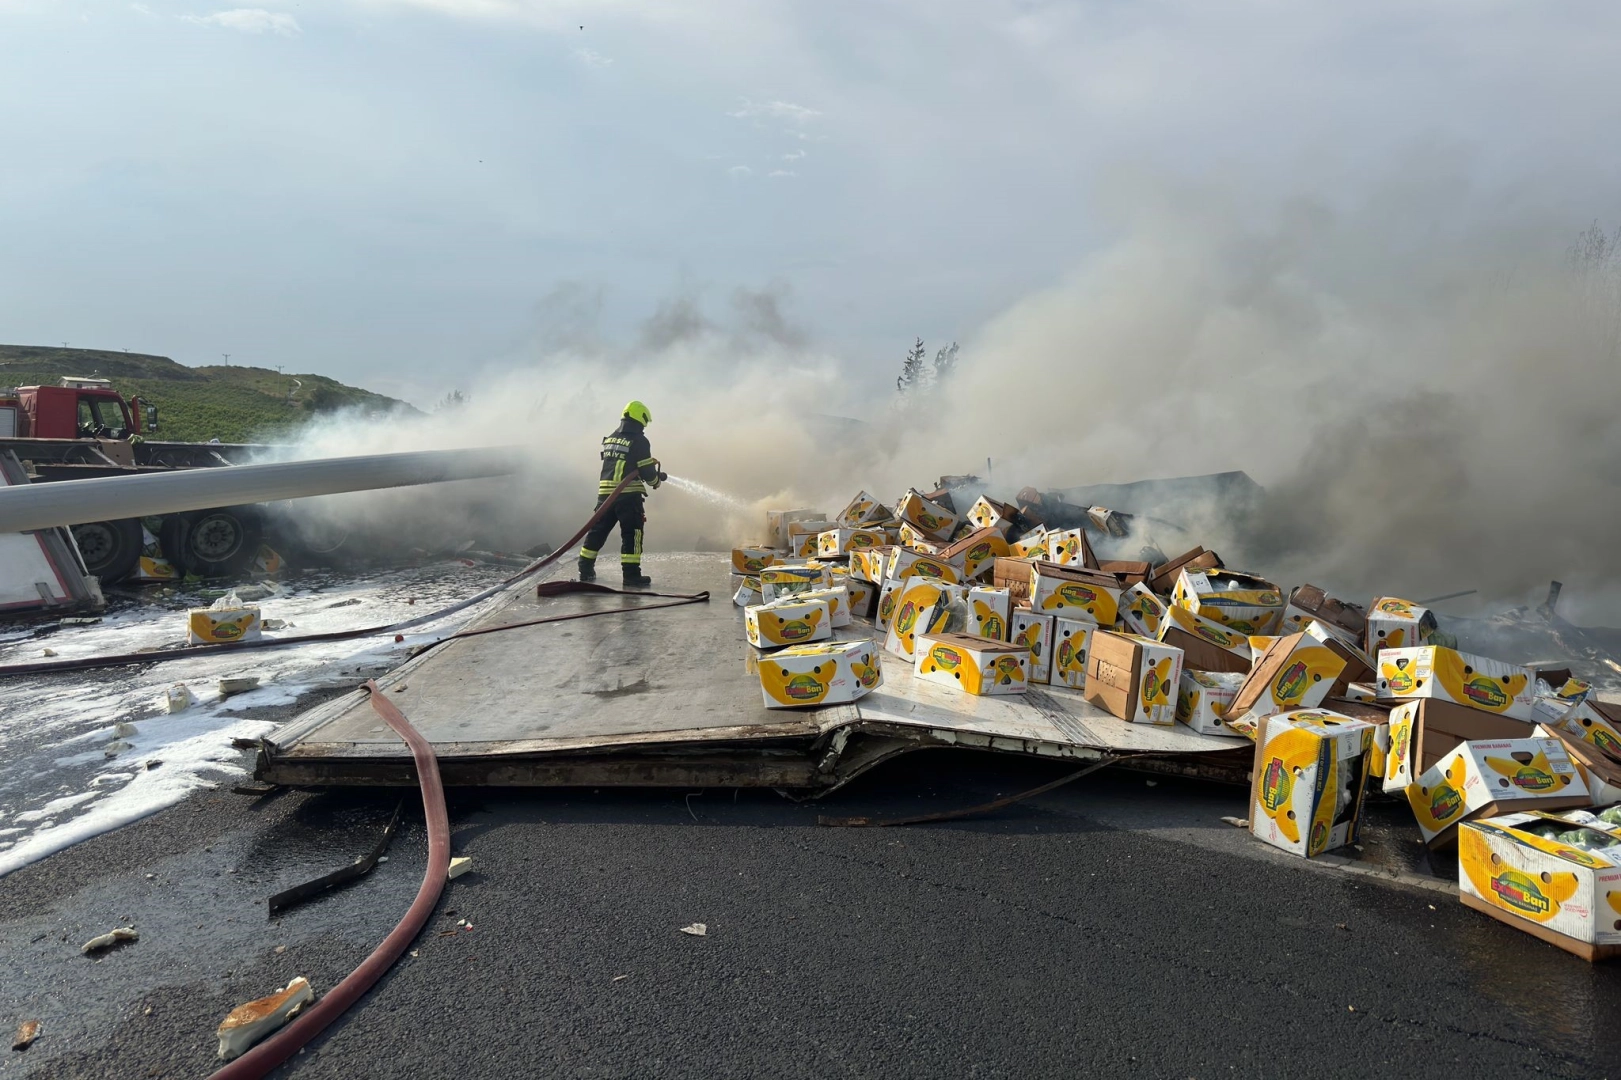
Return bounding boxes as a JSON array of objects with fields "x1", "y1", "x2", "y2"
[{"x1": 2, "y1": 0, "x2": 1619, "y2": 407}]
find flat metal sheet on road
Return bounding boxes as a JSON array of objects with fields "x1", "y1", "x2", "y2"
[{"x1": 260, "y1": 553, "x2": 1249, "y2": 789}]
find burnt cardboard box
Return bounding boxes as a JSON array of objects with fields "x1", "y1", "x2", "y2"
[
  {"x1": 922, "y1": 488, "x2": 958, "y2": 513},
  {"x1": 1282, "y1": 584, "x2": 1368, "y2": 640},
  {"x1": 993, "y1": 557, "x2": 1037, "y2": 601},
  {"x1": 1083, "y1": 630, "x2": 1184, "y2": 725},
  {"x1": 1099, "y1": 560, "x2": 1152, "y2": 588},
  {"x1": 1148, "y1": 546, "x2": 1223, "y2": 596},
  {"x1": 1157, "y1": 606, "x2": 1253, "y2": 674}
]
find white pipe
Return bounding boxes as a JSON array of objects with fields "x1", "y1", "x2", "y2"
[{"x1": 0, "y1": 448, "x2": 520, "y2": 533}]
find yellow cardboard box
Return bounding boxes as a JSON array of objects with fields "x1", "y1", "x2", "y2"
[
  {"x1": 884, "y1": 579, "x2": 962, "y2": 660},
  {"x1": 1119, "y1": 582, "x2": 1169, "y2": 638},
  {"x1": 844, "y1": 577, "x2": 879, "y2": 621},
  {"x1": 1172, "y1": 569, "x2": 1285, "y2": 635},
  {"x1": 732, "y1": 575, "x2": 762, "y2": 608},
  {"x1": 787, "y1": 520, "x2": 836, "y2": 558},
  {"x1": 1176, "y1": 670, "x2": 1246, "y2": 735},
  {"x1": 767, "y1": 509, "x2": 823, "y2": 549},
  {"x1": 849, "y1": 547, "x2": 891, "y2": 584},
  {"x1": 897, "y1": 522, "x2": 947, "y2": 553},
  {"x1": 1458, "y1": 812, "x2": 1621, "y2": 956},
  {"x1": 1250, "y1": 710, "x2": 1375, "y2": 858},
  {"x1": 836, "y1": 491, "x2": 889, "y2": 528},
  {"x1": 1009, "y1": 528, "x2": 1050, "y2": 560},
  {"x1": 965, "y1": 586, "x2": 1012, "y2": 642},
  {"x1": 1083, "y1": 631, "x2": 1183, "y2": 726},
  {"x1": 1226, "y1": 633, "x2": 1348, "y2": 739},
  {"x1": 1011, "y1": 609, "x2": 1056, "y2": 685},
  {"x1": 798, "y1": 586, "x2": 851, "y2": 629},
  {"x1": 1157, "y1": 605, "x2": 1253, "y2": 674},
  {"x1": 966, "y1": 495, "x2": 1015, "y2": 531},
  {"x1": 1365, "y1": 596, "x2": 1438, "y2": 658},
  {"x1": 1051, "y1": 618, "x2": 1095, "y2": 689},
  {"x1": 758, "y1": 639, "x2": 883, "y2": 709},
  {"x1": 731, "y1": 547, "x2": 777, "y2": 575},
  {"x1": 187, "y1": 607, "x2": 262, "y2": 645},
  {"x1": 745, "y1": 597, "x2": 833, "y2": 650},
  {"x1": 760, "y1": 564, "x2": 832, "y2": 603},
  {"x1": 1376, "y1": 646, "x2": 1535, "y2": 721},
  {"x1": 939, "y1": 527, "x2": 1010, "y2": 583},
  {"x1": 817, "y1": 528, "x2": 886, "y2": 558},
  {"x1": 895, "y1": 489, "x2": 961, "y2": 542},
  {"x1": 1406, "y1": 738, "x2": 1589, "y2": 847},
  {"x1": 887, "y1": 547, "x2": 960, "y2": 585},
  {"x1": 1554, "y1": 701, "x2": 1621, "y2": 766},
  {"x1": 1045, "y1": 528, "x2": 1093, "y2": 568},
  {"x1": 914, "y1": 632, "x2": 1029, "y2": 696},
  {"x1": 1030, "y1": 562, "x2": 1122, "y2": 625}
]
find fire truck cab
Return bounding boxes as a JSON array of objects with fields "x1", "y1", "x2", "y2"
[{"x1": 0, "y1": 377, "x2": 156, "y2": 440}]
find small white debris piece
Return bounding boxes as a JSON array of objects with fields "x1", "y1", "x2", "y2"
[
  {"x1": 218, "y1": 677, "x2": 260, "y2": 698},
  {"x1": 112, "y1": 721, "x2": 139, "y2": 739},
  {"x1": 13, "y1": 1019, "x2": 41, "y2": 1051},
  {"x1": 1220, "y1": 816, "x2": 1250, "y2": 828},
  {"x1": 1144, "y1": 780, "x2": 1158, "y2": 787},
  {"x1": 41, "y1": 649, "x2": 56, "y2": 658},
  {"x1": 262, "y1": 618, "x2": 287, "y2": 631},
  {"x1": 163, "y1": 684, "x2": 194, "y2": 714},
  {"x1": 447, "y1": 857, "x2": 473, "y2": 880},
  {"x1": 103, "y1": 741, "x2": 133, "y2": 758},
  {"x1": 612, "y1": 975, "x2": 628, "y2": 982},
  {"x1": 216, "y1": 976, "x2": 314, "y2": 1061},
  {"x1": 678, "y1": 923, "x2": 707, "y2": 937},
  {"x1": 81, "y1": 927, "x2": 138, "y2": 954}
]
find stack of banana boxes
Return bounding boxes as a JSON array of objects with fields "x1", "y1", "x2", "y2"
[{"x1": 735, "y1": 488, "x2": 1621, "y2": 959}]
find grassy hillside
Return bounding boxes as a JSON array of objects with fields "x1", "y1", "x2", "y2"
[{"x1": 0, "y1": 345, "x2": 418, "y2": 443}]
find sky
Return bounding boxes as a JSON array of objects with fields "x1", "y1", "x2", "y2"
[{"x1": 2, "y1": 0, "x2": 1620, "y2": 408}]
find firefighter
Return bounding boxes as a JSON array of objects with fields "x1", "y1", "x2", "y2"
[{"x1": 579, "y1": 400, "x2": 666, "y2": 589}]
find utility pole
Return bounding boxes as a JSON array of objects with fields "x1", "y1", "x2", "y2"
[
  {"x1": 60, "y1": 341, "x2": 68, "y2": 348},
  {"x1": 275, "y1": 365, "x2": 284, "y2": 374},
  {"x1": 222, "y1": 353, "x2": 231, "y2": 366}
]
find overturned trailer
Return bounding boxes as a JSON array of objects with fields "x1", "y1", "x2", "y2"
[{"x1": 259, "y1": 554, "x2": 1253, "y2": 792}]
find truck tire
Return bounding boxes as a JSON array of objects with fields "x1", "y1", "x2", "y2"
[
  {"x1": 170, "y1": 507, "x2": 262, "y2": 579},
  {"x1": 71, "y1": 519, "x2": 143, "y2": 584}
]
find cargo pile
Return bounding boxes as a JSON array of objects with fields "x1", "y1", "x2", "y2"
[{"x1": 732, "y1": 484, "x2": 1621, "y2": 961}]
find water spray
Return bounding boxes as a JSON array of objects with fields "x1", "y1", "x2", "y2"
[{"x1": 663, "y1": 475, "x2": 752, "y2": 514}]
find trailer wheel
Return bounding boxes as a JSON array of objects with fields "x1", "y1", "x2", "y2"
[
  {"x1": 71, "y1": 519, "x2": 142, "y2": 584},
  {"x1": 173, "y1": 508, "x2": 262, "y2": 579}
]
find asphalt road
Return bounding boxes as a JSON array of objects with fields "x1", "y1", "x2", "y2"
[{"x1": 2, "y1": 751, "x2": 1618, "y2": 1079}]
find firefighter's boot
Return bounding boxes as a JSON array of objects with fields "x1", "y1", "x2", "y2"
[
  {"x1": 622, "y1": 567, "x2": 654, "y2": 590},
  {"x1": 577, "y1": 557, "x2": 596, "y2": 583}
]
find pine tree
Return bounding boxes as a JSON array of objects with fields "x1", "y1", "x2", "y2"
[
  {"x1": 933, "y1": 341, "x2": 960, "y2": 382},
  {"x1": 896, "y1": 338, "x2": 928, "y2": 396}
]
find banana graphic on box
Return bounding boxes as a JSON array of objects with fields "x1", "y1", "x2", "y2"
[
  {"x1": 747, "y1": 605, "x2": 828, "y2": 649},
  {"x1": 1253, "y1": 727, "x2": 1328, "y2": 847},
  {"x1": 1406, "y1": 772, "x2": 1468, "y2": 835},
  {"x1": 1459, "y1": 828, "x2": 1581, "y2": 923},
  {"x1": 1484, "y1": 750, "x2": 1564, "y2": 794},
  {"x1": 1264, "y1": 646, "x2": 1343, "y2": 709},
  {"x1": 1140, "y1": 657, "x2": 1175, "y2": 716},
  {"x1": 972, "y1": 600, "x2": 1006, "y2": 642},
  {"x1": 758, "y1": 660, "x2": 835, "y2": 705},
  {"x1": 1434, "y1": 652, "x2": 1529, "y2": 714}
]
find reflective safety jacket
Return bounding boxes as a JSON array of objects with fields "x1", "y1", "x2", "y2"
[{"x1": 598, "y1": 418, "x2": 660, "y2": 496}]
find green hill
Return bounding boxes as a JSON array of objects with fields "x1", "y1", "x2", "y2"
[{"x1": 0, "y1": 345, "x2": 418, "y2": 443}]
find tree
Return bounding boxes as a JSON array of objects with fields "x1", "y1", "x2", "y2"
[
  {"x1": 436, "y1": 389, "x2": 470, "y2": 412},
  {"x1": 896, "y1": 338, "x2": 928, "y2": 396},
  {"x1": 932, "y1": 341, "x2": 960, "y2": 383}
]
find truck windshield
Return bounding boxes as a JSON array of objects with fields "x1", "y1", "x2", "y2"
[{"x1": 79, "y1": 396, "x2": 130, "y2": 438}]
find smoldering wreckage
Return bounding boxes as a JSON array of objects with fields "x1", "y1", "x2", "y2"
[{"x1": 4, "y1": 461, "x2": 1621, "y2": 1071}]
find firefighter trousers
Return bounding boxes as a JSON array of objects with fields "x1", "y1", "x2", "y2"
[{"x1": 580, "y1": 493, "x2": 645, "y2": 567}]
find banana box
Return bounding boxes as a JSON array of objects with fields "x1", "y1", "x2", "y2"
[
  {"x1": 850, "y1": 547, "x2": 892, "y2": 584},
  {"x1": 1083, "y1": 631, "x2": 1183, "y2": 726},
  {"x1": 1370, "y1": 722, "x2": 1390, "y2": 780},
  {"x1": 1030, "y1": 562, "x2": 1122, "y2": 625},
  {"x1": 745, "y1": 597, "x2": 833, "y2": 650},
  {"x1": 787, "y1": 520, "x2": 836, "y2": 558},
  {"x1": 967, "y1": 495, "x2": 1016, "y2": 531},
  {"x1": 1156, "y1": 604, "x2": 1252, "y2": 674},
  {"x1": 914, "y1": 632, "x2": 1029, "y2": 696},
  {"x1": 993, "y1": 557, "x2": 1036, "y2": 601},
  {"x1": 1147, "y1": 545, "x2": 1223, "y2": 596},
  {"x1": 767, "y1": 508, "x2": 823, "y2": 549},
  {"x1": 732, "y1": 575, "x2": 763, "y2": 608},
  {"x1": 1011, "y1": 609, "x2": 1056, "y2": 685},
  {"x1": 897, "y1": 522, "x2": 946, "y2": 553},
  {"x1": 887, "y1": 547, "x2": 960, "y2": 585},
  {"x1": 965, "y1": 586, "x2": 1012, "y2": 642},
  {"x1": 939, "y1": 527, "x2": 1010, "y2": 583},
  {"x1": 817, "y1": 528, "x2": 886, "y2": 558},
  {"x1": 1176, "y1": 670, "x2": 1246, "y2": 735},
  {"x1": 731, "y1": 547, "x2": 777, "y2": 575},
  {"x1": 1536, "y1": 724, "x2": 1621, "y2": 805},
  {"x1": 1009, "y1": 528, "x2": 1050, "y2": 560},
  {"x1": 758, "y1": 639, "x2": 883, "y2": 709},
  {"x1": 836, "y1": 491, "x2": 889, "y2": 528},
  {"x1": 1342, "y1": 682, "x2": 1380, "y2": 703},
  {"x1": 1301, "y1": 619, "x2": 1376, "y2": 696},
  {"x1": 1280, "y1": 584, "x2": 1366, "y2": 641},
  {"x1": 1051, "y1": 618, "x2": 1094, "y2": 689},
  {"x1": 1365, "y1": 596, "x2": 1438, "y2": 658},
  {"x1": 843, "y1": 577, "x2": 879, "y2": 621},
  {"x1": 187, "y1": 606, "x2": 262, "y2": 645},
  {"x1": 1406, "y1": 738, "x2": 1589, "y2": 847},
  {"x1": 1119, "y1": 582, "x2": 1169, "y2": 638},
  {"x1": 1045, "y1": 528, "x2": 1095, "y2": 568},
  {"x1": 1554, "y1": 700, "x2": 1621, "y2": 766},
  {"x1": 884, "y1": 579, "x2": 962, "y2": 660},
  {"x1": 760, "y1": 564, "x2": 832, "y2": 603},
  {"x1": 1226, "y1": 633, "x2": 1349, "y2": 740},
  {"x1": 1458, "y1": 813, "x2": 1621, "y2": 956},
  {"x1": 895, "y1": 489, "x2": 961, "y2": 542},
  {"x1": 1381, "y1": 698, "x2": 1530, "y2": 795},
  {"x1": 876, "y1": 577, "x2": 904, "y2": 629},
  {"x1": 1171, "y1": 569, "x2": 1285, "y2": 635},
  {"x1": 135, "y1": 555, "x2": 181, "y2": 581},
  {"x1": 1250, "y1": 710, "x2": 1375, "y2": 858},
  {"x1": 798, "y1": 586, "x2": 851, "y2": 629},
  {"x1": 1376, "y1": 646, "x2": 1535, "y2": 721}
]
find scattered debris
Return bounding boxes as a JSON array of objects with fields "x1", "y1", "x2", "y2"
[
  {"x1": 612, "y1": 974, "x2": 628, "y2": 982},
  {"x1": 679, "y1": 923, "x2": 707, "y2": 937},
  {"x1": 1220, "y1": 816, "x2": 1249, "y2": 828},
  {"x1": 12, "y1": 1020, "x2": 40, "y2": 1052},
  {"x1": 40, "y1": 648, "x2": 55, "y2": 658},
  {"x1": 447, "y1": 857, "x2": 473, "y2": 880},
  {"x1": 216, "y1": 976, "x2": 314, "y2": 1061},
  {"x1": 218, "y1": 676, "x2": 261, "y2": 698},
  {"x1": 111, "y1": 721, "x2": 138, "y2": 739},
  {"x1": 102, "y1": 740, "x2": 132, "y2": 758},
  {"x1": 81, "y1": 927, "x2": 138, "y2": 954},
  {"x1": 262, "y1": 618, "x2": 288, "y2": 631},
  {"x1": 163, "y1": 684, "x2": 193, "y2": 713},
  {"x1": 189, "y1": 593, "x2": 263, "y2": 645}
]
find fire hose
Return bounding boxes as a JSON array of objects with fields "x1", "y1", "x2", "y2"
[{"x1": 0, "y1": 475, "x2": 652, "y2": 678}]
